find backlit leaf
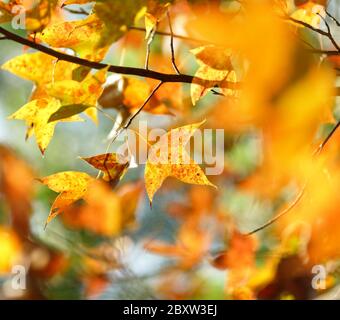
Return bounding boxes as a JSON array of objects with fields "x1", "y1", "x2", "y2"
[
  {"x1": 81, "y1": 153, "x2": 129, "y2": 186},
  {"x1": 145, "y1": 120, "x2": 216, "y2": 203},
  {"x1": 8, "y1": 98, "x2": 82, "y2": 154}
]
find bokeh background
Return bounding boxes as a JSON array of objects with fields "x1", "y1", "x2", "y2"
[{"x1": 1, "y1": 0, "x2": 340, "y2": 300}]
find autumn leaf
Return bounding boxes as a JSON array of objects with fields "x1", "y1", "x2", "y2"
[
  {"x1": 46, "y1": 67, "x2": 108, "y2": 123},
  {"x1": 81, "y1": 153, "x2": 129, "y2": 186},
  {"x1": 145, "y1": 120, "x2": 216, "y2": 203},
  {"x1": 1, "y1": 52, "x2": 79, "y2": 105},
  {"x1": 144, "y1": 2, "x2": 169, "y2": 45},
  {"x1": 190, "y1": 45, "x2": 236, "y2": 105},
  {"x1": 39, "y1": 1, "x2": 145, "y2": 61},
  {"x1": 8, "y1": 98, "x2": 82, "y2": 154},
  {"x1": 37, "y1": 14, "x2": 109, "y2": 61},
  {"x1": 38, "y1": 171, "x2": 93, "y2": 226},
  {"x1": 1, "y1": 0, "x2": 340, "y2": 301},
  {"x1": 1, "y1": 52, "x2": 78, "y2": 86}
]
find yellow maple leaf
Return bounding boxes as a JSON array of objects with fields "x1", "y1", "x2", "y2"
[
  {"x1": 144, "y1": 120, "x2": 216, "y2": 203},
  {"x1": 8, "y1": 98, "x2": 82, "y2": 154},
  {"x1": 46, "y1": 68, "x2": 108, "y2": 123},
  {"x1": 39, "y1": 1, "x2": 145, "y2": 61},
  {"x1": 190, "y1": 45, "x2": 236, "y2": 105},
  {"x1": 38, "y1": 14, "x2": 109, "y2": 61},
  {"x1": 39, "y1": 171, "x2": 93, "y2": 226},
  {"x1": 1, "y1": 52, "x2": 78, "y2": 86}
]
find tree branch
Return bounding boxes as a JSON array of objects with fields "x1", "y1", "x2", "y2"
[
  {"x1": 0, "y1": 26, "x2": 240, "y2": 90},
  {"x1": 318, "y1": 13, "x2": 340, "y2": 52},
  {"x1": 287, "y1": 16, "x2": 330, "y2": 37},
  {"x1": 287, "y1": 15, "x2": 340, "y2": 52}
]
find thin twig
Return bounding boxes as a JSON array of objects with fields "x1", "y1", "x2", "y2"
[
  {"x1": 247, "y1": 186, "x2": 306, "y2": 235},
  {"x1": 167, "y1": 9, "x2": 180, "y2": 75},
  {"x1": 95, "y1": 106, "x2": 116, "y2": 123},
  {"x1": 211, "y1": 89, "x2": 226, "y2": 97},
  {"x1": 287, "y1": 16, "x2": 329, "y2": 37},
  {"x1": 63, "y1": 7, "x2": 90, "y2": 16},
  {"x1": 287, "y1": 15, "x2": 340, "y2": 52},
  {"x1": 318, "y1": 13, "x2": 340, "y2": 52},
  {"x1": 101, "y1": 81, "x2": 163, "y2": 181},
  {"x1": 247, "y1": 118, "x2": 340, "y2": 235},
  {"x1": 325, "y1": 10, "x2": 340, "y2": 27},
  {"x1": 103, "y1": 80, "x2": 162, "y2": 150},
  {"x1": 105, "y1": 81, "x2": 163, "y2": 147},
  {"x1": 315, "y1": 119, "x2": 340, "y2": 155},
  {"x1": 124, "y1": 81, "x2": 163, "y2": 130}
]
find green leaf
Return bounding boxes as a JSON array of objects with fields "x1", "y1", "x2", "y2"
[
  {"x1": 72, "y1": 66, "x2": 91, "y2": 82},
  {"x1": 48, "y1": 104, "x2": 93, "y2": 123}
]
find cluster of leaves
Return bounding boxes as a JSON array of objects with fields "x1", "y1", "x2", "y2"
[{"x1": 1, "y1": 0, "x2": 340, "y2": 300}]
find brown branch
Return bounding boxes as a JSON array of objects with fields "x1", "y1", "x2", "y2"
[
  {"x1": 125, "y1": 81, "x2": 163, "y2": 131},
  {"x1": 287, "y1": 15, "x2": 340, "y2": 52},
  {"x1": 246, "y1": 186, "x2": 306, "y2": 235},
  {"x1": 63, "y1": 7, "x2": 90, "y2": 15},
  {"x1": 167, "y1": 9, "x2": 180, "y2": 75},
  {"x1": 288, "y1": 16, "x2": 329, "y2": 37},
  {"x1": 102, "y1": 81, "x2": 163, "y2": 177},
  {"x1": 0, "y1": 26, "x2": 240, "y2": 90}
]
